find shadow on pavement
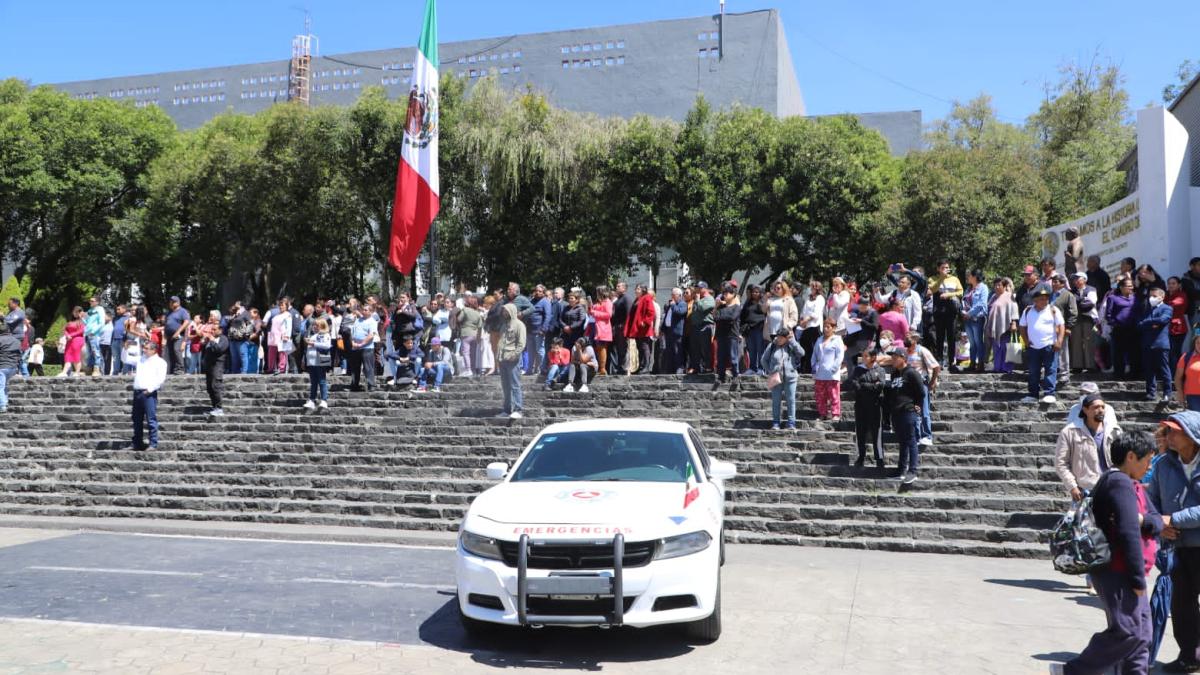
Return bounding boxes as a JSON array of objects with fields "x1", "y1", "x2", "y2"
[
  {"x1": 984, "y1": 578, "x2": 1083, "y2": 594},
  {"x1": 418, "y1": 598, "x2": 696, "y2": 670}
]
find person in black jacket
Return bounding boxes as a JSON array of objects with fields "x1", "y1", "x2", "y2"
[
  {"x1": 559, "y1": 291, "x2": 587, "y2": 349},
  {"x1": 1056, "y1": 431, "x2": 1162, "y2": 675},
  {"x1": 200, "y1": 311, "x2": 230, "y2": 417},
  {"x1": 884, "y1": 349, "x2": 924, "y2": 485},
  {"x1": 610, "y1": 282, "x2": 631, "y2": 375},
  {"x1": 850, "y1": 349, "x2": 887, "y2": 470},
  {"x1": 740, "y1": 285, "x2": 767, "y2": 375},
  {"x1": 713, "y1": 284, "x2": 742, "y2": 391},
  {"x1": 843, "y1": 297, "x2": 879, "y2": 369}
]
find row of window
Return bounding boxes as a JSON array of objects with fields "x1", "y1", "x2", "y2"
[
  {"x1": 110, "y1": 86, "x2": 160, "y2": 98},
  {"x1": 382, "y1": 62, "x2": 413, "y2": 71},
  {"x1": 698, "y1": 31, "x2": 720, "y2": 41},
  {"x1": 462, "y1": 64, "x2": 523, "y2": 78},
  {"x1": 172, "y1": 93, "x2": 227, "y2": 106},
  {"x1": 241, "y1": 75, "x2": 284, "y2": 86},
  {"x1": 561, "y1": 40, "x2": 624, "y2": 54},
  {"x1": 698, "y1": 48, "x2": 720, "y2": 58},
  {"x1": 314, "y1": 68, "x2": 362, "y2": 78},
  {"x1": 73, "y1": 92, "x2": 99, "y2": 100},
  {"x1": 456, "y1": 50, "x2": 522, "y2": 65},
  {"x1": 174, "y1": 81, "x2": 222, "y2": 92},
  {"x1": 562, "y1": 56, "x2": 625, "y2": 69},
  {"x1": 313, "y1": 81, "x2": 363, "y2": 92},
  {"x1": 133, "y1": 100, "x2": 160, "y2": 108}
]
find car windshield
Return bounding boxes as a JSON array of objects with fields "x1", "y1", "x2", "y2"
[{"x1": 510, "y1": 430, "x2": 696, "y2": 483}]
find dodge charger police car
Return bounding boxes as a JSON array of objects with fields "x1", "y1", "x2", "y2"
[{"x1": 455, "y1": 418, "x2": 736, "y2": 641}]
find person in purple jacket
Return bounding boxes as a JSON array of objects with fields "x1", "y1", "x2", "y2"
[
  {"x1": 1140, "y1": 288, "x2": 1175, "y2": 402},
  {"x1": 1053, "y1": 431, "x2": 1164, "y2": 675},
  {"x1": 1107, "y1": 277, "x2": 1139, "y2": 379}
]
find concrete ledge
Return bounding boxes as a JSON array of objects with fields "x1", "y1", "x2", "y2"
[{"x1": 0, "y1": 514, "x2": 459, "y2": 548}]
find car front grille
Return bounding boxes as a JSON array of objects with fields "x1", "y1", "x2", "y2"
[
  {"x1": 498, "y1": 540, "x2": 657, "y2": 570},
  {"x1": 525, "y1": 595, "x2": 638, "y2": 616}
]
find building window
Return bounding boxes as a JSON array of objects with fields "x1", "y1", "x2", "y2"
[
  {"x1": 710, "y1": 48, "x2": 720, "y2": 57},
  {"x1": 513, "y1": 50, "x2": 521, "y2": 57},
  {"x1": 513, "y1": 64, "x2": 521, "y2": 73},
  {"x1": 571, "y1": 45, "x2": 580, "y2": 53},
  {"x1": 469, "y1": 69, "x2": 477, "y2": 77},
  {"x1": 699, "y1": 48, "x2": 708, "y2": 58},
  {"x1": 215, "y1": 82, "x2": 222, "y2": 89},
  {"x1": 617, "y1": 55, "x2": 625, "y2": 65},
  {"x1": 593, "y1": 43, "x2": 601, "y2": 51},
  {"x1": 562, "y1": 60, "x2": 569, "y2": 69},
  {"x1": 606, "y1": 41, "x2": 614, "y2": 49},
  {"x1": 561, "y1": 46, "x2": 569, "y2": 54},
  {"x1": 218, "y1": 93, "x2": 225, "y2": 101},
  {"x1": 458, "y1": 56, "x2": 466, "y2": 64},
  {"x1": 403, "y1": 62, "x2": 412, "y2": 69},
  {"x1": 582, "y1": 44, "x2": 591, "y2": 52},
  {"x1": 699, "y1": 33, "x2": 708, "y2": 41},
  {"x1": 710, "y1": 32, "x2": 718, "y2": 40},
  {"x1": 391, "y1": 76, "x2": 400, "y2": 84},
  {"x1": 583, "y1": 59, "x2": 591, "y2": 68},
  {"x1": 333, "y1": 83, "x2": 342, "y2": 90},
  {"x1": 501, "y1": 66, "x2": 509, "y2": 74},
  {"x1": 502, "y1": 52, "x2": 510, "y2": 59},
  {"x1": 353, "y1": 81, "x2": 361, "y2": 89},
  {"x1": 241, "y1": 78, "x2": 248, "y2": 86},
  {"x1": 468, "y1": 55, "x2": 476, "y2": 63},
  {"x1": 617, "y1": 40, "x2": 625, "y2": 48},
  {"x1": 572, "y1": 60, "x2": 580, "y2": 69},
  {"x1": 606, "y1": 57, "x2": 614, "y2": 66}
]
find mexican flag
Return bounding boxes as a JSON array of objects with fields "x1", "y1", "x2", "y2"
[
  {"x1": 388, "y1": 0, "x2": 440, "y2": 274},
  {"x1": 683, "y1": 464, "x2": 700, "y2": 509}
]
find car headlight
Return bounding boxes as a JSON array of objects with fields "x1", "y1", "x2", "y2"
[
  {"x1": 656, "y1": 531, "x2": 712, "y2": 560},
  {"x1": 459, "y1": 530, "x2": 504, "y2": 561}
]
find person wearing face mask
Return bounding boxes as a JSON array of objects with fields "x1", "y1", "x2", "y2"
[
  {"x1": 1055, "y1": 392, "x2": 1122, "y2": 502},
  {"x1": 1140, "y1": 288, "x2": 1175, "y2": 403}
]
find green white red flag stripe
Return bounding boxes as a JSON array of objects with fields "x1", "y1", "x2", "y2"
[
  {"x1": 683, "y1": 464, "x2": 700, "y2": 508},
  {"x1": 389, "y1": 0, "x2": 440, "y2": 274}
]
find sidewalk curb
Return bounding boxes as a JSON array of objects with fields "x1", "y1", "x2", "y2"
[{"x1": 0, "y1": 515, "x2": 459, "y2": 548}]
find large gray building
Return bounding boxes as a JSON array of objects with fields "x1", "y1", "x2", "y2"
[{"x1": 49, "y1": 9, "x2": 921, "y2": 156}]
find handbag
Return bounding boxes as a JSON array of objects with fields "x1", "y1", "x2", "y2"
[
  {"x1": 1005, "y1": 334, "x2": 1024, "y2": 365},
  {"x1": 766, "y1": 371, "x2": 782, "y2": 390},
  {"x1": 1049, "y1": 473, "x2": 1113, "y2": 575}
]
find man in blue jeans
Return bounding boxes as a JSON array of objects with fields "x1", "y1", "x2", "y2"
[
  {"x1": 417, "y1": 338, "x2": 452, "y2": 392},
  {"x1": 130, "y1": 341, "x2": 167, "y2": 450},
  {"x1": 1019, "y1": 284, "x2": 1065, "y2": 404}
]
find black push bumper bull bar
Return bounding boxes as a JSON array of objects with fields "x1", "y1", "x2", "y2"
[{"x1": 516, "y1": 533, "x2": 625, "y2": 627}]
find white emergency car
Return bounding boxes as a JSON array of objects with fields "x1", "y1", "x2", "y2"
[{"x1": 455, "y1": 418, "x2": 737, "y2": 642}]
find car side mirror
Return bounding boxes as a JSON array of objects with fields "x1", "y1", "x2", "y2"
[
  {"x1": 486, "y1": 462, "x2": 508, "y2": 480},
  {"x1": 709, "y1": 460, "x2": 737, "y2": 481}
]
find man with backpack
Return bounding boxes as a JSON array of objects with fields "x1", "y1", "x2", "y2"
[
  {"x1": 1146, "y1": 411, "x2": 1200, "y2": 674},
  {"x1": 1019, "y1": 284, "x2": 1066, "y2": 404},
  {"x1": 1055, "y1": 392, "x2": 1121, "y2": 502},
  {"x1": 226, "y1": 302, "x2": 253, "y2": 375}
]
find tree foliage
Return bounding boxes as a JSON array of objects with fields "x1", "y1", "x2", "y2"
[{"x1": 1163, "y1": 59, "x2": 1199, "y2": 104}]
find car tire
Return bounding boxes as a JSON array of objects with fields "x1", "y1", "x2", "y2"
[
  {"x1": 456, "y1": 596, "x2": 497, "y2": 637},
  {"x1": 684, "y1": 572, "x2": 722, "y2": 643}
]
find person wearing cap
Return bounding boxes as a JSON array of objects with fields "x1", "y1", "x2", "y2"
[
  {"x1": 1067, "y1": 381, "x2": 1119, "y2": 427},
  {"x1": 884, "y1": 348, "x2": 924, "y2": 484},
  {"x1": 1050, "y1": 272, "x2": 1079, "y2": 386},
  {"x1": 164, "y1": 295, "x2": 190, "y2": 376},
  {"x1": 1107, "y1": 276, "x2": 1139, "y2": 379},
  {"x1": 1071, "y1": 272, "x2": 1099, "y2": 373},
  {"x1": 760, "y1": 327, "x2": 805, "y2": 430},
  {"x1": 687, "y1": 282, "x2": 715, "y2": 375},
  {"x1": 1140, "y1": 287, "x2": 1175, "y2": 404},
  {"x1": 850, "y1": 348, "x2": 887, "y2": 469},
  {"x1": 1054, "y1": 431, "x2": 1162, "y2": 675},
  {"x1": 1175, "y1": 333, "x2": 1200, "y2": 413},
  {"x1": 1145, "y1": 411, "x2": 1200, "y2": 673},
  {"x1": 1019, "y1": 283, "x2": 1065, "y2": 404},
  {"x1": 130, "y1": 340, "x2": 167, "y2": 450},
  {"x1": 1055, "y1": 391, "x2": 1121, "y2": 501},
  {"x1": 417, "y1": 337, "x2": 452, "y2": 393}
]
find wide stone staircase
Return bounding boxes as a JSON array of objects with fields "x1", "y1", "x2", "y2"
[{"x1": 0, "y1": 370, "x2": 1162, "y2": 558}]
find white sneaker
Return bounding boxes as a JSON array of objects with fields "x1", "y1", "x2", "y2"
[
  {"x1": 318, "y1": 400, "x2": 328, "y2": 409},
  {"x1": 495, "y1": 412, "x2": 511, "y2": 418},
  {"x1": 302, "y1": 400, "x2": 316, "y2": 410},
  {"x1": 509, "y1": 411, "x2": 523, "y2": 419},
  {"x1": 562, "y1": 384, "x2": 575, "y2": 393},
  {"x1": 1020, "y1": 396, "x2": 1038, "y2": 404},
  {"x1": 1041, "y1": 395, "x2": 1057, "y2": 404},
  {"x1": 918, "y1": 437, "x2": 932, "y2": 447},
  {"x1": 579, "y1": 384, "x2": 589, "y2": 393}
]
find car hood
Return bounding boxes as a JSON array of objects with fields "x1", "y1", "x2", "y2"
[{"x1": 465, "y1": 481, "x2": 707, "y2": 541}]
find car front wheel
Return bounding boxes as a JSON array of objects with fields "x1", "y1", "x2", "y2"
[{"x1": 684, "y1": 571, "x2": 722, "y2": 642}]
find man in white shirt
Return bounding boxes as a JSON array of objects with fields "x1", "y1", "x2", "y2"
[
  {"x1": 131, "y1": 341, "x2": 168, "y2": 450},
  {"x1": 1019, "y1": 284, "x2": 1066, "y2": 404}
]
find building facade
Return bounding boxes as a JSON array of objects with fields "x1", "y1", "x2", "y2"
[{"x1": 49, "y1": 9, "x2": 920, "y2": 156}]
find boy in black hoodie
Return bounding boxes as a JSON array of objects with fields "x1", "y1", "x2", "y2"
[
  {"x1": 884, "y1": 349, "x2": 924, "y2": 485},
  {"x1": 850, "y1": 349, "x2": 887, "y2": 470}
]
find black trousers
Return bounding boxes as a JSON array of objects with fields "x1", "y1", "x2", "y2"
[
  {"x1": 933, "y1": 312, "x2": 956, "y2": 366},
  {"x1": 1172, "y1": 547, "x2": 1200, "y2": 660},
  {"x1": 798, "y1": 327, "x2": 819, "y2": 374},
  {"x1": 349, "y1": 349, "x2": 375, "y2": 389},
  {"x1": 1112, "y1": 326, "x2": 1139, "y2": 379},
  {"x1": 611, "y1": 327, "x2": 627, "y2": 374},
  {"x1": 101, "y1": 344, "x2": 113, "y2": 375},
  {"x1": 855, "y1": 401, "x2": 884, "y2": 462},
  {"x1": 635, "y1": 337, "x2": 653, "y2": 374},
  {"x1": 205, "y1": 363, "x2": 224, "y2": 408},
  {"x1": 688, "y1": 326, "x2": 713, "y2": 373}
]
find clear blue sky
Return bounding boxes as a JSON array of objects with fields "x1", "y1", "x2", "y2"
[{"x1": 1, "y1": 0, "x2": 1195, "y2": 123}]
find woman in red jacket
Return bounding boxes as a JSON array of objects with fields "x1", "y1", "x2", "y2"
[
  {"x1": 589, "y1": 286, "x2": 613, "y2": 377},
  {"x1": 625, "y1": 284, "x2": 658, "y2": 375}
]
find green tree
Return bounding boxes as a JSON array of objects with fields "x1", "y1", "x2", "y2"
[
  {"x1": 1027, "y1": 61, "x2": 1134, "y2": 226},
  {"x1": 1163, "y1": 59, "x2": 1199, "y2": 104},
  {"x1": 0, "y1": 275, "x2": 22, "y2": 307}
]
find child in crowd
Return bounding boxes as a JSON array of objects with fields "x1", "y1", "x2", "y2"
[
  {"x1": 303, "y1": 318, "x2": 332, "y2": 411},
  {"x1": 544, "y1": 337, "x2": 570, "y2": 390},
  {"x1": 28, "y1": 338, "x2": 44, "y2": 376},
  {"x1": 954, "y1": 332, "x2": 971, "y2": 370}
]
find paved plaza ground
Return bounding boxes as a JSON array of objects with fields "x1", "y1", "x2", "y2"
[{"x1": 0, "y1": 522, "x2": 1161, "y2": 674}]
